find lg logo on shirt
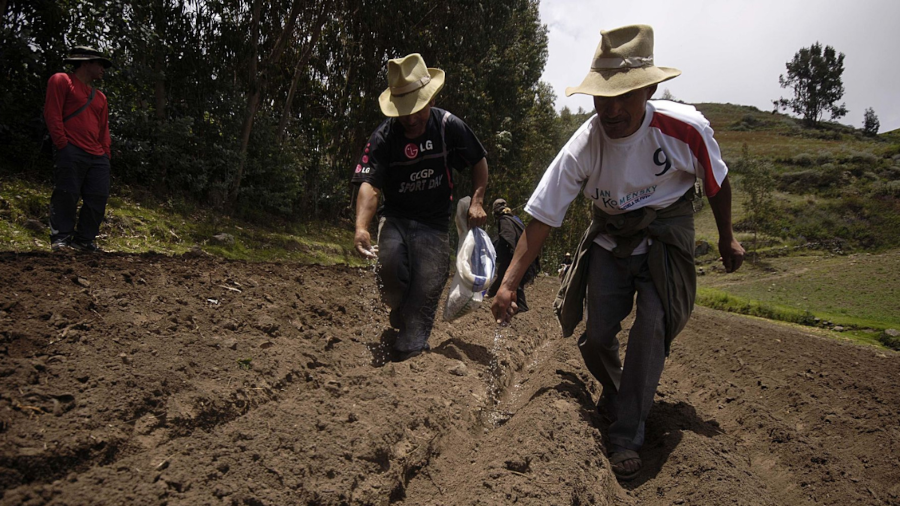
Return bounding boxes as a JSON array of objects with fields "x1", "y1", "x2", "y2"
[{"x1": 404, "y1": 140, "x2": 434, "y2": 159}]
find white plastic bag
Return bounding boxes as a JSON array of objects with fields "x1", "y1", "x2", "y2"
[{"x1": 444, "y1": 197, "x2": 496, "y2": 321}]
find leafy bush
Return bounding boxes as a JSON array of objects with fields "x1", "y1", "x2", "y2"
[
  {"x1": 768, "y1": 195, "x2": 900, "y2": 251},
  {"x1": 843, "y1": 150, "x2": 878, "y2": 165},
  {"x1": 791, "y1": 153, "x2": 814, "y2": 166},
  {"x1": 728, "y1": 113, "x2": 773, "y2": 131},
  {"x1": 815, "y1": 151, "x2": 834, "y2": 165},
  {"x1": 734, "y1": 155, "x2": 777, "y2": 246},
  {"x1": 880, "y1": 330, "x2": 900, "y2": 351},
  {"x1": 879, "y1": 166, "x2": 900, "y2": 181},
  {"x1": 863, "y1": 108, "x2": 880, "y2": 137},
  {"x1": 777, "y1": 165, "x2": 842, "y2": 193},
  {"x1": 870, "y1": 180, "x2": 900, "y2": 198}
]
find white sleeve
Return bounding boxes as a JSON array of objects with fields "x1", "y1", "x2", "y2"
[
  {"x1": 525, "y1": 120, "x2": 596, "y2": 227},
  {"x1": 698, "y1": 121, "x2": 728, "y2": 195}
]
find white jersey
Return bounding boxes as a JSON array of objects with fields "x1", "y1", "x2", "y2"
[{"x1": 525, "y1": 100, "x2": 727, "y2": 254}]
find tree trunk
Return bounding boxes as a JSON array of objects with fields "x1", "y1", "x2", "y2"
[
  {"x1": 154, "y1": 53, "x2": 168, "y2": 185},
  {"x1": 229, "y1": 0, "x2": 262, "y2": 208},
  {"x1": 277, "y1": 5, "x2": 328, "y2": 143},
  {"x1": 153, "y1": 58, "x2": 167, "y2": 122},
  {"x1": 230, "y1": 0, "x2": 303, "y2": 207}
]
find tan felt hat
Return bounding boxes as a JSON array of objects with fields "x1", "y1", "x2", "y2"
[
  {"x1": 565, "y1": 25, "x2": 680, "y2": 98},
  {"x1": 379, "y1": 53, "x2": 445, "y2": 117}
]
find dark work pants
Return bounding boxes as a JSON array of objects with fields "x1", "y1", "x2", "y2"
[
  {"x1": 578, "y1": 244, "x2": 667, "y2": 451},
  {"x1": 376, "y1": 217, "x2": 451, "y2": 353},
  {"x1": 487, "y1": 241, "x2": 531, "y2": 312},
  {"x1": 49, "y1": 143, "x2": 110, "y2": 244}
]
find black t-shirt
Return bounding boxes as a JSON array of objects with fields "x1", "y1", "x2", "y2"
[{"x1": 351, "y1": 107, "x2": 487, "y2": 230}]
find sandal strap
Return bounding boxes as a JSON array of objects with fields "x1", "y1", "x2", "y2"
[{"x1": 610, "y1": 449, "x2": 640, "y2": 465}]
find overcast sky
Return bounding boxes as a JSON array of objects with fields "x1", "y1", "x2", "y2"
[{"x1": 539, "y1": 0, "x2": 900, "y2": 133}]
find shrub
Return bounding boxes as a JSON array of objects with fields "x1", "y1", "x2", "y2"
[
  {"x1": 870, "y1": 180, "x2": 900, "y2": 198},
  {"x1": 863, "y1": 108, "x2": 880, "y2": 137},
  {"x1": 880, "y1": 166, "x2": 900, "y2": 181},
  {"x1": 879, "y1": 330, "x2": 900, "y2": 351},
  {"x1": 845, "y1": 150, "x2": 878, "y2": 165},
  {"x1": 777, "y1": 166, "x2": 842, "y2": 193},
  {"x1": 815, "y1": 151, "x2": 834, "y2": 165},
  {"x1": 791, "y1": 153, "x2": 814, "y2": 166}
]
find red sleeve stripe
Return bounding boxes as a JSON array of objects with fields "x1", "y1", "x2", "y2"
[{"x1": 649, "y1": 112, "x2": 721, "y2": 197}]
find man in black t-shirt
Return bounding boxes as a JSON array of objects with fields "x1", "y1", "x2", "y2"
[{"x1": 352, "y1": 53, "x2": 488, "y2": 362}]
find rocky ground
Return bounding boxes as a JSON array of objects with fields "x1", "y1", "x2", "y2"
[{"x1": 1, "y1": 251, "x2": 898, "y2": 505}]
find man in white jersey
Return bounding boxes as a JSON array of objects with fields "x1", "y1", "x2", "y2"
[{"x1": 490, "y1": 25, "x2": 744, "y2": 480}]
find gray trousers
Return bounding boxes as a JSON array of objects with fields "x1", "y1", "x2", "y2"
[
  {"x1": 578, "y1": 244, "x2": 667, "y2": 451},
  {"x1": 377, "y1": 217, "x2": 450, "y2": 353}
]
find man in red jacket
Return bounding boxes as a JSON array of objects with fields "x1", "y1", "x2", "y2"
[{"x1": 44, "y1": 46, "x2": 113, "y2": 252}]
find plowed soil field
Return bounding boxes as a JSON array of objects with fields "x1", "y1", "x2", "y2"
[{"x1": 1, "y1": 251, "x2": 898, "y2": 505}]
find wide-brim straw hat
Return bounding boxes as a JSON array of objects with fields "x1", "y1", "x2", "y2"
[
  {"x1": 64, "y1": 46, "x2": 114, "y2": 69},
  {"x1": 379, "y1": 53, "x2": 445, "y2": 117},
  {"x1": 565, "y1": 25, "x2": 680, "y2": 98}
]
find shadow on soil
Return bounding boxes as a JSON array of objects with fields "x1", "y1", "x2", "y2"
[{"x1": 623, "y1": 399, "x2": 725, "y2": 488}]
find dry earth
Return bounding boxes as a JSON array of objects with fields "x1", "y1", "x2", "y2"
[{"x1": 1, "y1": 251, "x2": 898, "y2": 505}]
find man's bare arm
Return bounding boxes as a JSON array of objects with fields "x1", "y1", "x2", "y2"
[
  {"x1": 467, "y1": 157, "x2": 488, "y2": 228},
  {"x1": 707, "y1": 175, "x2": 745, "y2": 273},
  {"x1": 354, "y1": 182, "x2": 380, "y2": 258}
]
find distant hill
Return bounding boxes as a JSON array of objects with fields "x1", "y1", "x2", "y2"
[
  {"x1": 881, "y1": 127, "x2": 900, "y2": 141},
  {"x1": 690, "y1": 102, "x2": 893, "y2": 162}
]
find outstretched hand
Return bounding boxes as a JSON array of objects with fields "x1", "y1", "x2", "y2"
[
  {"x1": 719, "y1": 237, "x2": 745, "y2": 273},
  {"x1": 490, "y1": 286, "x2": 519, "y2": 325},
  {"x1": 354, "y1": 229, "x2": 378, "y2": 259}
]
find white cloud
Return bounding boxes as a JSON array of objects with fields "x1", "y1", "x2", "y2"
[{"x1": 540, "y1": 0, "x2": 900, "y2": 132}]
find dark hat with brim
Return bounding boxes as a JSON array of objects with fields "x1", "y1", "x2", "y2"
[{"x1": 64, "y1": 46, "x2": 114, "y2": 69}]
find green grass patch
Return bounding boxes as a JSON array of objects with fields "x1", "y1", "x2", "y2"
[
  {"x1": 696, "y1": 287, "x2": 817, "y2": 324},
  {"x1": 0, "y1": 175, "x2": 365, "y2": 266},
  {"x1": 698, "y1": 250, "x2": 900, "y2": 330},
  {"x1": 696, "y1": 287, "x2": 890, "y2": 349}
]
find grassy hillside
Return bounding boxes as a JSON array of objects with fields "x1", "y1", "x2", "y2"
[
  {"x1": 690, "y1": 103, "x2": 900, "y2": 347},
  {"x1": 694, "y1": 102, "x2": 900, "y2": 251}
]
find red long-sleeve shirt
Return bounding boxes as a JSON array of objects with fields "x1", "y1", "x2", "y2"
[{"x1": 44, "y1": 73, "x2": 111, "y2": 157}]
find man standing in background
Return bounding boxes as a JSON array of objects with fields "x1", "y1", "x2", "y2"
[
  {"x1": 487, "y1": 198, "x2": 537, "y2": 312},
  {"x1": 44, "y1": 46, "x2": 113, "y2": 252}
]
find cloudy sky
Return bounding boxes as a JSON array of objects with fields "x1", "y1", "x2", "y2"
[{"x1": 539, "y1": 0, "x2": 900, "y2": 132}]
